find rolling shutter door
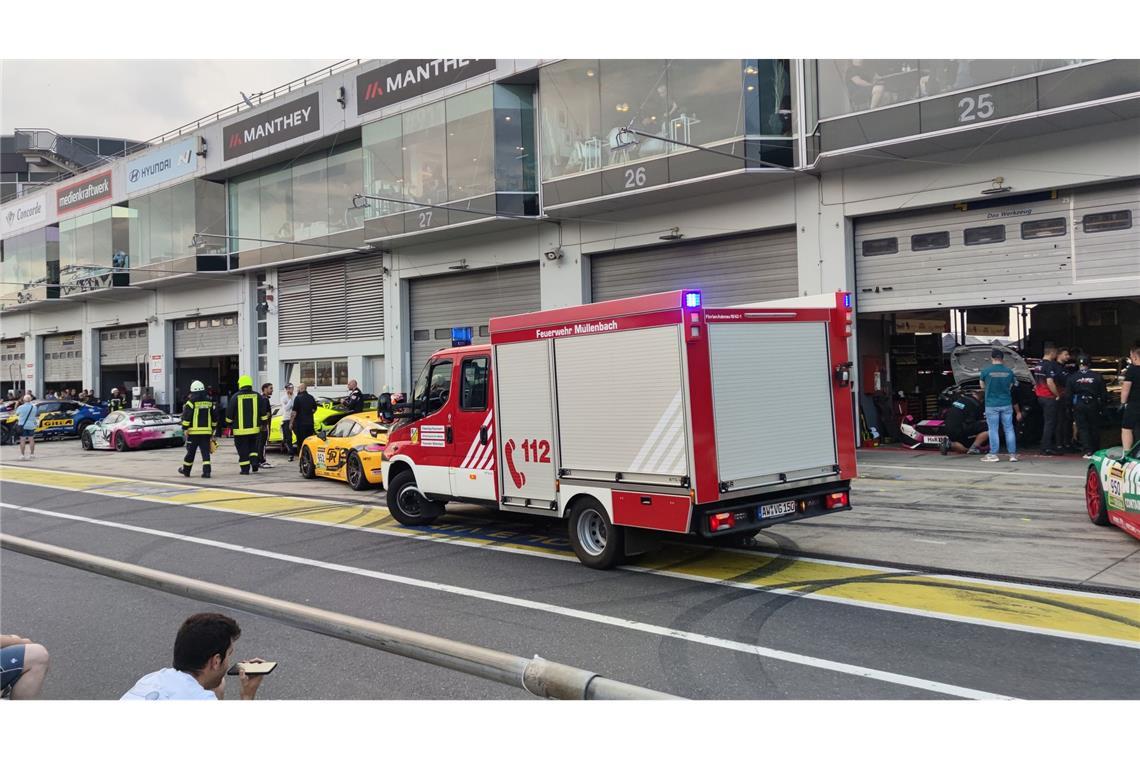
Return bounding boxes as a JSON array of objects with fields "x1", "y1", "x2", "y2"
[
  {"x1": 853, "y1": 182, "x2": 1140, "y2": 313},
  {"x1": 590, "y1": 229, "x2": 798, "y2": 306},
  {"x1": 43, "y1": 332, "x2": 83, "y2": 382},
  {"x1": 174, "y1": 314, "x2": 239, "y2": 358},
  {"x1": 409, "y1": 264, "x2": 540, "y2": 373},
  {"x1": 99, "y1": 325, "x2": 148, "y2": 366},
  {"x1": 278, "y1": 254, "x2": 384, "y2": 345}
]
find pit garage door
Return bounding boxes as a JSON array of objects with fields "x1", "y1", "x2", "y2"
[
  {"x1": 99, "y1": 324, "x2": 149, "y2": 394},
  {"x1": 43, "y1": 332, "x2": 83, "y2": 383},
  {"x1": 174, "y1": 314, "x2": 239, "y2": 358},
  {"x1": 409, "y1": 264, "x2": 540, "y2": 375},
  {"x1": 590, "y1": 229, "x2": 798, "y2": 305}
]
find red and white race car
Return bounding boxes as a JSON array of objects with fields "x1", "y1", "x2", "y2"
[{"x1": 80, "y1": 409, "x2": 185, "y2": 451}]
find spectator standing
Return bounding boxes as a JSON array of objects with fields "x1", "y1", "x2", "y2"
[
  {"x1": 1066, "y1": 355, "x2": 1108, "y2": 458},
  {"x1": 1121, "y1": 342, "x2": 1140, "y2": 451},
  {"x1": 343, "y1": 379, "x2": 364, "y2": 414},
  {"x1": 15, "y1": 394, "x2": 38, "y2": 460},
  {"x1": 121, "y1": 613, "x2": 265, "y2": 701},
  {"x1": 291, "y1": 383, "x2": 318, "y2": 450},
  {"x1": 279, "y1": 383, "x2": 297, "y2": 462},
  {"x1": 257, "y1": 383, "x2": 275, "y2": 469},
  {"x1": 1035, "y1": 343, "x2": 1063, "y2": 455},
  {"x1": 0, "y1": 633, "x2": 50, "y2": 699},
  {"x1": 980, "y1": 348, "x2": 1022, "y2": 463}
]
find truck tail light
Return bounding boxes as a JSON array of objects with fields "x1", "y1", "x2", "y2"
[
  {"x1": 826, "y1": 492, "x2": 848, "y2": 509},
  {"x1": 709, "y1": 511, "x2": 735, "y2": 532}
]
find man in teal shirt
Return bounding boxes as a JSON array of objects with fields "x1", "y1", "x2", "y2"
[{"x1": 979, "y1": 348, "x2": 1022, "y2": 463}]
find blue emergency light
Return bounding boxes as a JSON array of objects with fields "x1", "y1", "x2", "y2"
[
  {"x1": 684, "y1": 291, "x2": 702, "y2": 308},
  {"x1": 843, "y1": 293, "x2": 852, "y2": 309},
  {"x1": 451, "y1": 326, "x2": 473, "y2": 347}
]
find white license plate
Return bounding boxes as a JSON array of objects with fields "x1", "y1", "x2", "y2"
[
  {"x1": 924, "y1": 435, "x2": 948, "y2": 444},
  {"x1": 759, "y1": 500, "x2": 796, "y2": 519}
]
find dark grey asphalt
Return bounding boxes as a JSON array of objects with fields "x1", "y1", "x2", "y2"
[{"x1": 1, "y1": 480, "x2": 1137, "y2": 700}]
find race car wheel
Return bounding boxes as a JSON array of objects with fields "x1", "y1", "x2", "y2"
[
  {"x1": 299, "y1": 448, "x2": 317, "y2": 479},
  {"x1": 1086, "y1": 468, "x2": 1111, "y2": 526},
  {"x1": 346, "y1": 453, "x2": 368, "y2": 491},
  {"x1": 76, "y1": 420, "x2": 91, "y2": 438},
  {"x1": 568, "y1": 497, "x2": 625, "y2": 570},
  {"x1": 114, "y1": 433, "x2": 129, "y2": 452},
  {"x1": 81, "y1": 432, "x2": 93, "y2": 451},
  {"x1": 386, "y1": 469, "x2": 443, "y2": 526}
]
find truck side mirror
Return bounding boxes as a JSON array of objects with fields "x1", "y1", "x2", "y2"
[{"x1": 379, "y1": 392, "x2": 393, "y2": 422}]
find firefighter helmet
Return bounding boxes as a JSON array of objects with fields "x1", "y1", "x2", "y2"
[
  {"x1": 238, "y1": 374, "x2": 254, "y2": 389},
  {"x1": 190, "y1": 380, "x2": 206, "y2": 392}
]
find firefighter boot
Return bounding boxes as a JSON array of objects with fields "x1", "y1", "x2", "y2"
[
  {"x1": 178, "y1": 465, "x2": 192, "y2": 478},
  {"x1": 202, "y1": 463, "x2": 211, "y2": 479}
]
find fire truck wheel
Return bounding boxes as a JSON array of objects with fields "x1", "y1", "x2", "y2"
[
  {"x1": 386, "y1": 469, "x2": 443, "y2": 526},
  {"x1": 568, "y1": 498, "x2": 625, "y2": 570}
]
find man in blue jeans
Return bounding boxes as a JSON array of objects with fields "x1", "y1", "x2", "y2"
[{"x1": 980, "y1": 348, "x2": 1022, "y2": 463}]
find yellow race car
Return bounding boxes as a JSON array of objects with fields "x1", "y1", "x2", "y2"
[{"x1": 298, "y1": 410, "x2": 388, "y2": 490}]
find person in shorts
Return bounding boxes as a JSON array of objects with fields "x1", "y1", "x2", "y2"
[
  {"x1": 1, "y1": 634, "x2": 51, "y2": 699},
  {"x1": 14, "y1": 394, "x2": 38, "y2": 460}
]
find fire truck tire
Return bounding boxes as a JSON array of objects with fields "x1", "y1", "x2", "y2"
[
  {"x1": 568, "y1": 498, "x2": 625, "y2": 570},
  {"x1": 386, "y1": 469, "x2": 443, "y2": 526}
]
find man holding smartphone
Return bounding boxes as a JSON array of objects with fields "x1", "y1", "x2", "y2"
[{"x1": 121, "y1": 613, "x2": 268, "y2": 700}]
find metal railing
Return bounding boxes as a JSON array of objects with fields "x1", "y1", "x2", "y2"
[
  {"x1": 13, "y1": 129, "x2": 113, "y2": 173},
  {"x1": 0, "y1": 534, "x2": 679, "y2": 700},
  {"x1": 118, "y1": 59, "x2": 363, "y2": 155}
]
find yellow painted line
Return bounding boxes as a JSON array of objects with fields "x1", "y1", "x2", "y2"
[{"x1": 3, "y1": 465, "x2": 1138, "y2": 646}]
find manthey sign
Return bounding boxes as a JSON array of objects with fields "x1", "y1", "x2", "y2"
[
  {"x1": 126, "y1": 137, "x2": 197, "y2": 194},
  {"x1": 0, "y1": 191, "x2": 48, "y2": 236},
  {"x1": 223, "y1": 92, "x2": 321, "y2": 160},
  {"x1": 356, "y1": 59, "x2": 497, "y2": 116},
  {"x1": 56, "y1": 171, "x2": 113, "y2": 214}
]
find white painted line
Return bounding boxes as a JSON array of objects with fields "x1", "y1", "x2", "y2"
[
  {"x1": 5, "y1": 469, "x2": 1137, "y2": 623},
  {"x1": 860, "y1": 463, "x2": 1085, "y2": 481},
  {"x1": 913, "y1": 539, "x2": 948, "y2": 545},
  {"x1": 1, "y1": 501, "x2": 1014, "y2": 700}
]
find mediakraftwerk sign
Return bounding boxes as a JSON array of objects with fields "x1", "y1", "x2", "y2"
[
  {"x1": 56, "y1": 171, "x2": 113, "y2": 214},
  {"x1": 0, "y1": 191, "x2": 48, "y2": 236},
  {"x1": 223, "y1": 92, "x2": 321, "y2": 160},
  {"x1": 126, "y1": 137, "x2": 197, "y2": 194},
  {"x1": 356, "y1": 59, "x2": 497, "y2": 116}
]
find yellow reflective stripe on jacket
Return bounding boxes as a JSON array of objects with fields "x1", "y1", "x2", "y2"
[
  {"x1": 230, "y1": 392, "x2": 260, "y2": 435},
  {"x1": 183, "y1": 400, "x2": 214, "y2": 435}
]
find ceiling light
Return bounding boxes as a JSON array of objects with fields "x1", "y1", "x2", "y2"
[
  {"x1": 504, "y1": 116, "x2": 511, "y2": 121},
  {"x1": 745, "y1": 66, "x2": 758, "y2": 75},
  {"x1": 586, "y1": 69, "x2": 595, "y2": 77},
  {"x1": 747, "y1": 85, "x2": 755, "y2": 91}
]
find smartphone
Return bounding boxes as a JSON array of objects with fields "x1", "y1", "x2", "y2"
[{"x1": 226, "y1": 660, "x2": 277, "y2": 676}]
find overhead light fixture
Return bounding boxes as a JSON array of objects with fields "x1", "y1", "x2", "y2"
[
  {"x1": 981, "y1": 177, "x2": 1012, "y2": 195},
  {"x1": 448, "y1": 259, "x2": 469, "y2": 271},
  {"x1": 586, "y1": 69, "x2": 596, "y2": 78},
  {"x1": 745, "y1": 65, "x2": 758, "y2": 75},
  {"x1": 659, "y1": 227, "x2": 684, "y2": 241}
]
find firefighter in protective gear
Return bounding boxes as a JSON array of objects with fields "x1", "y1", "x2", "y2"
[
  {"x1": 226, "y1": 375, "x2": 269, "y2": 474},
  {"x1": 179, "y1": 380, "x2": 216, "y2": 478},
  {"x1": 108, "y1": 387, "x2": 126, "y2": 412}
]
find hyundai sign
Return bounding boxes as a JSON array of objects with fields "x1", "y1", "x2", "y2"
[{"x1": 126, "y1": 137, "x2": 198, "y2": 194}]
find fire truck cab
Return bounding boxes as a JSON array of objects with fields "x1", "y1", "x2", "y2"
[{"x1": 381, "y1": 289, "x2": 857, "y2": 569}]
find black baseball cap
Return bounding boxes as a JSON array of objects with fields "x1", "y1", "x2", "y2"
[
  {"x1": 1078, "y1": 354, "x2": 1091, "y2": 366},
  {"x1": 990, "y1": 348, "x2": 1004, "y2": 359}
]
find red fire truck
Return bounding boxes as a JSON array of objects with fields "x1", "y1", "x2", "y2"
[{"x1": 380, "y1": 289, "x2": 857, "y2": 569}]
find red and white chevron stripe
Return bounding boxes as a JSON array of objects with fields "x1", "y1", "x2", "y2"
[{"x1": 459, "y1": 410, "x2": 496, "y2": 470}]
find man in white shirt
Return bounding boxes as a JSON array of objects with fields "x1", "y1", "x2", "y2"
[
  {"x1": 121, "y1": 612, "x2": 265, "y2": 700},
  {"x1": 279, "y1": 382, "x2": 296, "y2": 461}
]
